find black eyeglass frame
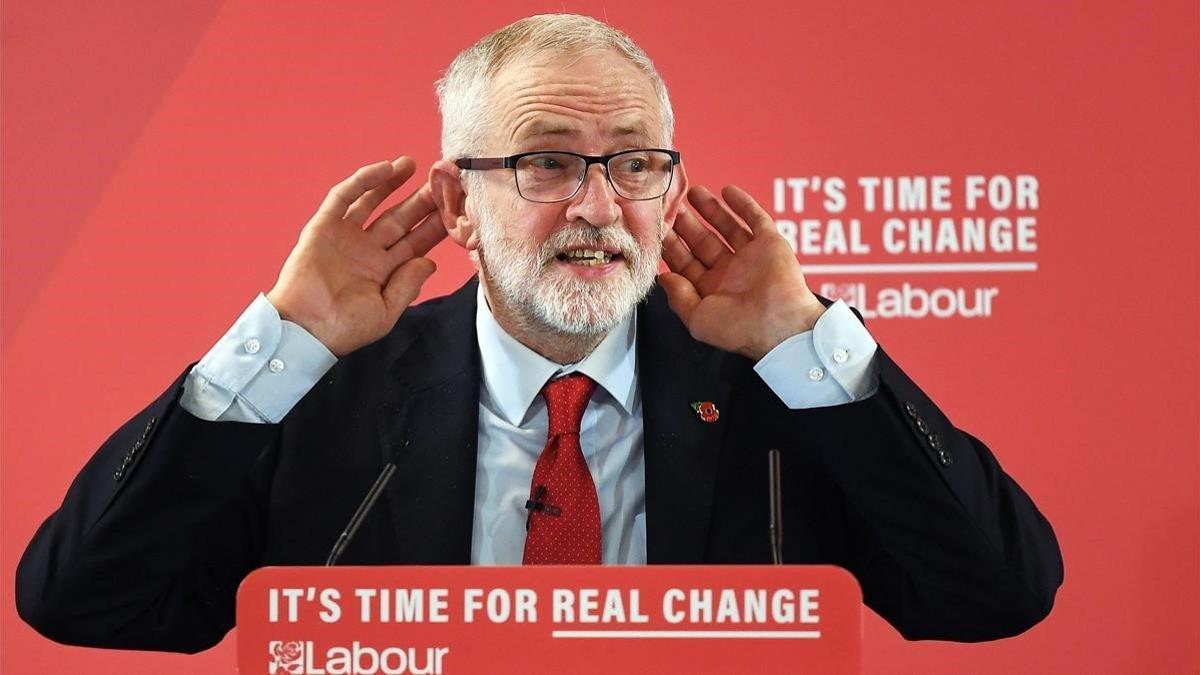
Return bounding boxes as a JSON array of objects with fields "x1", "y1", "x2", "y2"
[{"x1": 454, "y1": 149, "x2": 682, "y2": 203}]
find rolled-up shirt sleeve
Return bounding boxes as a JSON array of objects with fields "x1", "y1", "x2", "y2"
[
  {"x1": 753, "y1": 300, "x2": 880, "y2": 409},
  {"x1": 181, "y1": 293, "x2": 337, "y2": 423}
]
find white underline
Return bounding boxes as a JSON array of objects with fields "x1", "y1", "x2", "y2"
[
  {"x1": 551, "y1": 630, "x2": 821, "y2": 639},
  {"x1": 803, "y1": 262, "x2": 1037, "y2": 274}
]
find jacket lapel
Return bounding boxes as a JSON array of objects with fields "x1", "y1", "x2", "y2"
[
  {"x1": 374, "y1": 278, "x2": 481, "y2": 564},
  {"x1": 638, "y1": 287, "x2": 738, "y2": 563}
]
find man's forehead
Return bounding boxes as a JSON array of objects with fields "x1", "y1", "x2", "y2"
[{"x1": 486, "y1": 48, "x2": 663, "y2": 148}]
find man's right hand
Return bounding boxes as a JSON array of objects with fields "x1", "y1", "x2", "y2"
[{"x1": 266, "y1": 157, "x2": 446, "y2": 356}]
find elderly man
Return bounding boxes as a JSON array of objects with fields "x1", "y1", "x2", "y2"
[{"x1": 17, "y1": 14, "x2": 1061, "y2": 652}]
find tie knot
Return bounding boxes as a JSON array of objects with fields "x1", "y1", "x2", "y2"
[{"x1": 541, "y1": 373, "x2": 597, "y2": 436}]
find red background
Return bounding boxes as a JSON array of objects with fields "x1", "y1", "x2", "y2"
[{"x1": 2, "y1": 1, "x2": 1197, "y2": 672}]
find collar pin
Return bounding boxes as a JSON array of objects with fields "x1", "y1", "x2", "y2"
[{"x1": 691, "y1": 401, "x2": 720, "y2": 423}]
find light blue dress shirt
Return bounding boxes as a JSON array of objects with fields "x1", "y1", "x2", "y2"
[{"x1": 181, "y1": 288, "x2": 880, "y2": 564}]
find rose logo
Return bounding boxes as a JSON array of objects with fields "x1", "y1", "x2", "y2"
[
  {"x1": 820, "y1": 282, "x2": 860, "y2": 306},
  {"x1": 268, "y1": 640, "x2": 304, "y2": 674}
]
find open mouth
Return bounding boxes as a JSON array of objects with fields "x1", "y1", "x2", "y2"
[{"x1": 555, "y1": 248, "x2": 624, "y2": 267}]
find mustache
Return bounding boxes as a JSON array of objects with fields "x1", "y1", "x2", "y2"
[{"x1": 538, "y1": 225, "x2": 640, "y2": 263}]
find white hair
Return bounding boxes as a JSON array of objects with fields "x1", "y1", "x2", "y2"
[{"x1": 434, "y1": 13, "x2": 676, "y2": 163}]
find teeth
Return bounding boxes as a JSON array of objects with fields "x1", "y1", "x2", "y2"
[{"x1": 563, "y1": 249, "x2": 613, "y2": 266}]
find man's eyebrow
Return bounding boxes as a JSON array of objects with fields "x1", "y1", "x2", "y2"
[
  {"x1": 514, "y1": 122, "x2": 580, "y2": 142},
  {"x1": 612, "y1": 124, "x2": 652, "y2": 138},
  {"x1": 512, "y1": 121, "x2": 656, "y2": 144}
]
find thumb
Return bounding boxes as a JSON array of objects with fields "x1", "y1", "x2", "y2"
[
  {"x1": 383, "y1": 258, "x2": 437, "y2": 319},
  {"x1": 657, "y1": 272, "x2": 700, "y2": 325}
]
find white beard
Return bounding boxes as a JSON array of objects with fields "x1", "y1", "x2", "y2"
[{"x1": 471, "y1": 191, "x2": 662, "y2": 337}]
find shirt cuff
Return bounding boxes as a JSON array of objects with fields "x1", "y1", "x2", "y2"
[
  {"x1": 753, "y1": 300, "x2": 880, "y2": 409},
  {"x1": 181, "y1": 293, "x2": 337, "y2": 423}
]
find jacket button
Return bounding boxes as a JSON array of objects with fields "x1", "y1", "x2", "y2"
[
  {"x1": 904, "y1": 401, "x2": 918, "y2": 418},
  {"x1": 938, "y1": 450, "x2": 953, "y2": 466},
  {"x1": 928, "y1": 433, "x2": 941, "y2": 450},
  {"x1": 916, "y1": 417, "x2": 929, "y2": 434},
  {"x1": 113, "y1": 468, "x2": 125, "y2": 481}
]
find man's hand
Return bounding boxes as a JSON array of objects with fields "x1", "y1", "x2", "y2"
[
  {"x1": 266, "y1": 157, "x2": 446, "y2": 356},
  {"x1": 659, "y1": 185, "x2": 826, "y2": 361}
]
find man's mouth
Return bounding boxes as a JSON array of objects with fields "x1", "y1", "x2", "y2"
[{"x1": 555, "y1": 248, "x2": 623, "y2": 267}]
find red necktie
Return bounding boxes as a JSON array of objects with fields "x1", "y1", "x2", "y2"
[{"x1": 522, "y1": 373, "x2": 602, "y2": 565}]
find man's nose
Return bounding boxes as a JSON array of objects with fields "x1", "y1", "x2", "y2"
[{"x1": 564, "y1": 163, "x2": 621, "y2": 226}]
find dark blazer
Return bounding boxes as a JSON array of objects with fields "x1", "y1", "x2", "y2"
[{"x1": 16, "y1": 278, "x2": 1062, "y2": 653}]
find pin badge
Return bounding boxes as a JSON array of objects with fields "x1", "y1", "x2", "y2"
[{"x1": 691, "y1": 401, "x2": 720, "y2": 423}]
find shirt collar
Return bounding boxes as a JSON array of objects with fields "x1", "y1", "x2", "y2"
[{"x1": 475, "y1": 284, "x2": 638, "y2": 426}]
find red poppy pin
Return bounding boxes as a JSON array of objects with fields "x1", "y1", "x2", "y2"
[{"x1": 691, "y1": 401, "x2": 720, "y2": 423}]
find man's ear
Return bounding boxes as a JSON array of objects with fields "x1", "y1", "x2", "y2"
[
  {"x1": 661, "y1": 162, "x2": 690, "y2": 235},
  {"x1": 429, "y1": 160, "x2": 479, "y2": 251}
]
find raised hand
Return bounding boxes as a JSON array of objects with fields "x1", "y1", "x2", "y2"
[
  {"x1": 266, "y1": 157, "x2": 446, "y2": 356},
  {"x1": 659, "y1": 185, "x2": 827, "y2": 361}
]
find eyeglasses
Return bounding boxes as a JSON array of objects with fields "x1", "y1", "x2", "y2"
[{"x1": 455, "y1": 149, "x2": 681, "y2": 203}]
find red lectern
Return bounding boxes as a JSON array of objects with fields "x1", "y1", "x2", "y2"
[{"x1": 237, "y1": 565, "x2": 861, "y2": 674}]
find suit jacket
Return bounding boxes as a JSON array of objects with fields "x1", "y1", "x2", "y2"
[{"x1": 16, "y1": 277, "x2": 1062, "y2": 652}]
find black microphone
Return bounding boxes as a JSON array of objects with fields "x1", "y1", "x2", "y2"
[
  {"x1": 325, "y1": 462, "x2": 396, "y2": 566},
  {"x1": 768, "y1": 449, "x2": 783, "y2": 565},
  {"x1": 524, "y1": 484, "x2": 562, "y2": 531}
]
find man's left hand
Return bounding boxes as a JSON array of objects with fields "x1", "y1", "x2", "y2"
[{"x1": 659, "y1": 185, "x2": 826, "y2": 361}]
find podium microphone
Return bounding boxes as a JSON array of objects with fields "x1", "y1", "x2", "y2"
[
  {"x1": 326, "y1": 462, "x2": 396, "y2": 566},
  {"x1": 768, "y1": 449, "x2": 783, "y2": 565}
]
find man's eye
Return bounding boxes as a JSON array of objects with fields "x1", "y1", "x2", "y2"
[
  {"x1": 615, "y1": 156, "x2": 649, "y2": 173},
  {"x1": 532, "y1": 156, "x2": 564, "y2": 170}
]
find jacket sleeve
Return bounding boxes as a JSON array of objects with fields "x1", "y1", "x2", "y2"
[
  {"x1": 15, "y1": 368, "x2": 280, "y2": 653},
  {"x1": 783, "y1": 345, "x2": 1063, "y2": 641}
]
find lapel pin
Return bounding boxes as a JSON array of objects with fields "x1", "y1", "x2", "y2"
[{"x1": 691, "y1": 401, "x2": 720, "y2": 423}]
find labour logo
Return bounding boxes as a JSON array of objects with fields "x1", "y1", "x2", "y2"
[
  {"x1": 268, "y1": 640, "x2": 305, "y2": 674},
  {"x1": 819, "y1": 282, "x2": 860, "y2": 306}
]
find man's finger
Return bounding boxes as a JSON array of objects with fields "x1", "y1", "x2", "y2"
[
  {"x1": 389, "y1": 211, "x2": 448, "y2": 265},
  {"x1": 721, "y1": 185, "x2": 776, "y2": 235},
  {"x1": 662, "y1": 229, "x2": 708, "y2": 286},
  {"x1": 368, "y1": 184, "x2": 438, "y2": 248},
  {"x1": 688, "y1": 186, "x2": 755, "y2": 244},
  {"x1": 383, "y1": 257, "x2": 437, "y2": 319},
  {"x1": 657, "y1": 272, "x2": 701, "y2": 326},
  {"x1": 673, "y1": 206, "x2": 730, "y2": 268},
  {"x1": 316, "y1": 160, "x2": 400, "y2": 220},
  {"x1": 345, "y1": 157, "x2": 418, "y2": 226},
  {"x1": 688, "y1": 186, "x2": 753, "y2": 249}
]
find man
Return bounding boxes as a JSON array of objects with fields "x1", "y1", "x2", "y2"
[{"x1": 17, "y1": 14, "x2": 1062, "y2": 653}]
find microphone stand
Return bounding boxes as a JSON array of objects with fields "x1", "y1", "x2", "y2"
[{"x1": 768, "y1": 449, "x2": 783, "y2": 565}]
